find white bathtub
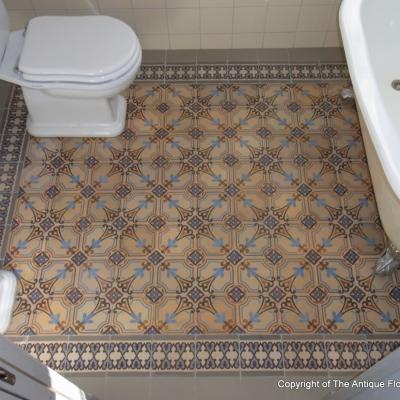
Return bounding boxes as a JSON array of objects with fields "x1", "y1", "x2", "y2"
[{"x1": 340, "y1": 0, "x2": 400, "y2": 250}]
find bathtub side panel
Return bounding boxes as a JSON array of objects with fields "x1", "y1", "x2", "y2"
[{"x1": 357, "y1": 104, "x2": 400, "y2": 249}]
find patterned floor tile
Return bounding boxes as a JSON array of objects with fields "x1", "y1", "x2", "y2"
[{"x1": 1, "y1": 81, "x2": 400, "y2": 340}]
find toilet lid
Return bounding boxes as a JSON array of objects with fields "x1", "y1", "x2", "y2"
[
  {"x1": 18, "y1": 16, "x2": 140, "y2": 82},
  {"x1": 21, "y1": 44, "x2": 141, "y2": 84}
]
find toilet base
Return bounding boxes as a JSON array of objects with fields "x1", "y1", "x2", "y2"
[{"x1": 22, "y1": 87, "x2": 127, "y2": 138}]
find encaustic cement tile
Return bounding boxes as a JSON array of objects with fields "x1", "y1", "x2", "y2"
[
  {"x1": 2, "y1": 81, "x2": 400, "y2": 338},
  {"x1": 11, "y1": 335, "x2": 399, "y2": 374}
]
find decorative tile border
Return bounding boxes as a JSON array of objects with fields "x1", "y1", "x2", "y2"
[
  {"x1": 136, "y1": 63, "x2": 349, "y2": 82},
  {"x1": 14, "y1": 337, "x2": 400, "y2": 374},
  {"x1": 0, "y1": 85, "x2": 28, "y2": 260}
]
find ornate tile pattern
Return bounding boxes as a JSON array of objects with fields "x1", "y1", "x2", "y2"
[
  {"x1": 3, "y1": 81, "x2": 400, "y2": 339},
  {"x1": 16, "y1": 336, "x2": 400, "y2": 374},
  {"x1": 136, "y1": 63, "x2": 349, "y2": 83},
  {"x1": 0, "y1": 86, "x2": 28, "y2": 257}
]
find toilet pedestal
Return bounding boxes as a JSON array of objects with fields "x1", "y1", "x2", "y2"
[{"x1": 22, "y1": 87, "x2": 127, "y2": 138}]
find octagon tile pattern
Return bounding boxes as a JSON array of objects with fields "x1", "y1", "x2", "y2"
[{"x1": 2, "y1": 81, "x2": 400, "y2": 338}]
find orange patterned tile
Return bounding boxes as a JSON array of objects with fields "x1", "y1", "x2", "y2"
[{"x1": 3, "y1": 82, "x2": 400, "y2": 337}]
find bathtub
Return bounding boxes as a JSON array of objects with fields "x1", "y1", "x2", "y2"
[{"x1": 340, "y1": 0, "x2": 400, "y2": 259}]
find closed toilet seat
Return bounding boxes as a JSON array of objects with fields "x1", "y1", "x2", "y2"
[
  {"x1": 0, "y1": 13, "x2": 142, "y2": 138},
  {"x1": 18, "y1": 15, "x2": 141, "y2": 84}
]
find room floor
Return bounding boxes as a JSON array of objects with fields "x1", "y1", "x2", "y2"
[{"x1": 3, "y1": 80, "x2": 400, "y2": 338}]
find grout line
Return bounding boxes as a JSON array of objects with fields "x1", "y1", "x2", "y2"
[
  {"x1": 229, "y1": 4, "x2": 235, "y2": 51},
  {"x1": 163, "y1": 49, "x2": 167, "y2": 84},
  {"x1": 323, "y1": 2, "x2": 338, "y2": 48},
  {"x1": 195, "y1": 0, "x2": 201, "y2": 84},
  {"x1": 197, "y1": 0, "x2": 201, "y2": 54},
  {"x1": 165, "y1": 4, "x2": 172, "y2": 52},
  {"x1": 155, "y1": 30, "x2": 340, "y2": 36},
  {"x1": 261, "y1": 1, "x2": 269, "y2": 50},
  {"x1": 292, "y1": 0, "x2": 304, "y2": 50}
]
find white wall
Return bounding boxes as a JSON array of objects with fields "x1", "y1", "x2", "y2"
[{"x1": 4, "y1": 0, "x2": 342, "y2": 50}]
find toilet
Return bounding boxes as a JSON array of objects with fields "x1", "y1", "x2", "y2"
[{"x1": 0, "y1": 1, "x2": 142, "y2": 137}]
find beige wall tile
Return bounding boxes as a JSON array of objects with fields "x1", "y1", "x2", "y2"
[
  {"x1": 324, "y1": 30, "x2": 342, "y2": 47},
  {"x1": 265, "y1": 5, "x2": 300, "y2": 32},
  {"x1": 133, "y1": 8, "x2": 168, "y2": 34},
  {"x1": 302, "y1": 0, "x2": 338, "y2": 4},
  {"x1": 268, "y1": 0, "x2": 301, "y2": 4},
  {"x1": 139, "y1": 34, "x2": 169, "y2": 49},
  {"x1": 234, "y1": 0, "x2": 267, "y2": 6},
  {"x1": 201, "y1": 34, "x2": 231, "y2": 49},
  {"x1": 97, "y1": 0, "x2": 129, "y2": 9},
  {"x1": 294, "y1": 31, "x2": 325, "y2": 47},
  {"x1": 166, "y1": 0, "x2": 198, "y2": 7},
  {"x1": 169, "y1": 34, "x2": 201, "y2": 49},
  {"x1": 101, "y1": 8, "x2": 134, "y2": 26},
  {"x1": 232, "y1": 33, "x2": 263, "y2": 48},
  {"x1": 65, "y1": 0, "x2": 99, "y2": 9},
  {"x1": 328, "y1": 2, "x2": 340, "y2": 31},
  {"x1": 200, "y1": 7, "x2": 233, "y2": 34},
  {"x1": 167, "y1": 8, "x2": 200, "y2": 34},
  {"x1": 31, "y1": 0, "x2": 66, "y2": 10},
  {"x1": 132, "y1": 0, "x2": 165, "y2": 9},
  {"x1": 36, "y1": 9, "x2": 70, "y2": 16},
  {"x1": 233, "y1": 6, "x2": 266, "y2": 33},
  {"x1": 4, "y1": 0, "x2": 33, "y2": 10},
  {"x1": 9, "y1": 10, "x2": 36, "y2": 29},
  {"x1": 297, "y1": 4, "x2": 333, "y2": 32},
  {"x1": 263, "y1": 32, "x2": 295, "y2": 48},
  {"x1": 3, "y1": 0, "x2": 343, "y2": 50},
  {"x1": 200, "y1": 0, "x2": 233, "y2": 7},
  {"x1": 67, "y1": 9, "x2": 98, "y2": 15}
]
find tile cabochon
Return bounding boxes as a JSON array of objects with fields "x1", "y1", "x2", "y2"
[{"x1": 0, "y1": 65, "x2": 399, "y2": 374}]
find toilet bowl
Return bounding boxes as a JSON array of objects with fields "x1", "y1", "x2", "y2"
[{"x1": 0, "y1": 1, "x2": 142, "y2": 137}]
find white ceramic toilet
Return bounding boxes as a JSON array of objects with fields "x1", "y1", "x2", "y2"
[{"x1": 0, "y1": 1, "x2": 142, "y2": 137}]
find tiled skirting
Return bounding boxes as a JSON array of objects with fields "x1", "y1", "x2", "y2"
[
  {"x1": 15, "y1": 336, "x2": 400, "y2": 375},
  {"x1": 0, "y1": 85, "x2": 27, "y2": 260},
  {"x1": 137, "y1": 63, "x2": 349, "y2": 83}
]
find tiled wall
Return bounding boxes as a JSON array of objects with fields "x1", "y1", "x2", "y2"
[{"x1": 4, "y1": 0, "x2": 342, "y2": 50}]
